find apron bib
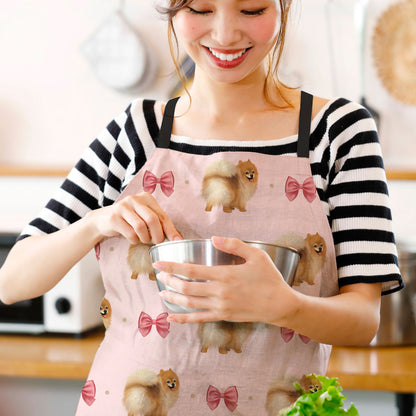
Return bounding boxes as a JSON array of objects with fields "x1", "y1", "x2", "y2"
[{"x1": 77, "y1": 92, "x2": 338, "y2": 416}]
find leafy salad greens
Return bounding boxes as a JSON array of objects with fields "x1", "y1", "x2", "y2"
[{"x1": 278, "y1": 374, "x2": 359, "y2": 416}]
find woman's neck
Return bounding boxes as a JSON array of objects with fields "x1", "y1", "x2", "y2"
[
  {"x1": 171, "y1": 68, "x2": 302, "y2": 141},
  {"x1": 185, "y1": 67, "x2": 287, "y2": 118}
]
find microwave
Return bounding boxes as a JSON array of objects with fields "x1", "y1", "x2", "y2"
[{"x1": 0, "y1": 233, "x2": 105, "y2": 335}]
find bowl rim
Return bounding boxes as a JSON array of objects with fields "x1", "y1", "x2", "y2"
[{"x1": 149, "y1": 238, "x2": 300, "y2": 255}]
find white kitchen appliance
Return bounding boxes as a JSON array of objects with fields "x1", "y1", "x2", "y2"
[{"x1": 0, "y1": 233, "x2": 105, "y2": 335}]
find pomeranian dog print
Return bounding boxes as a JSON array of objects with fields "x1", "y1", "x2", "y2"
[
  {"x1": 275, "y1": 232, "x2": 327, "y2": 287},
  {"x1": 123, "y1": 368, "x2": 180, "y2": 416},
  {"x1": 265, "y1": 374, "x2": 321, "y2": 416},
  {"x1": 127, "y1": 243, "x2": 156, "y2": 281},
  {"x1": 197, "y1": 321, "x2": 254, "y2": 354},
  {"x1": 201, "y1": 159, "x2": 258, "y2": 213},
  {"x1": 293, "y1": 233, "x2": 327, "y2": 286},
  {"x1": 100, "y1": 298, "x2": 112, "y2": 330}
]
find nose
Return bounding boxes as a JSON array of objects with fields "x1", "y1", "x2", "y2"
[{"x1": 211, "y1": 12, "x2": 242, "y2": 46}]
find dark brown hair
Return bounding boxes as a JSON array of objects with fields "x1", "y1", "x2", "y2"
[{"x1": 158, "y1": 0, "x2": 293, "y2": 105}]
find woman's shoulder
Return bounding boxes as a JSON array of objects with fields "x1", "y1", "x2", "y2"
[
  {"x1": 288, "y1": 89, "x2": 365, "y2": 124},
  {"x1": 312, "y1": 94, "x2": 373, "y2": 120},
  {"x1": 311, "y1": 95, "x2": 331, "y2": 120},
  {"x1": 128, "y1": 96, "x2": 164, "y2": 118},
  {"x1": 125, "y1": 97, "x2": 166, "y2": 137},
  {"x1": 310, "y1": 94, "x2": 377, "y2": 134},
  {"x1": 309, "y1": 94, "x2": 379, "y2": 161}
]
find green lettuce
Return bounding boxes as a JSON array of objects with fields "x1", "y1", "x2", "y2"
[{"x1": 278, "y1": 375, "x2": 359, "y2": 416}]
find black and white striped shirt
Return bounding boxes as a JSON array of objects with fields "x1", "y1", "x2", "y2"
[{"x1": 20, "y1": 97, "x2": 403, "y2": 295}]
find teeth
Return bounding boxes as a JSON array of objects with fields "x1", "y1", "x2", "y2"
[{"x1": 208, "y1": 48, "x2": 247, "y2": 61}]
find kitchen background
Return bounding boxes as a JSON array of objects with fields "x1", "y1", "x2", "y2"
[
  {"x1": 0, "y1": 0, "x2": 415, "y2": 415},
  {"x1": 1, "y1": 0, "x2": 416, "y2": 170}
]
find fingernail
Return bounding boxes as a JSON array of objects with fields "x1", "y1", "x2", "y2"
[
  {"x1": 173, "y1": 235, "x2": 182, "y2": 241},
  {"x1": 212, "y1": 236, "x2": 226, "y2": 245}
]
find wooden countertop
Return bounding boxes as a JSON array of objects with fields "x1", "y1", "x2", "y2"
[
  {"x1": 327, "y1": 345, "x2": 416, "y2": 393},
  {"x1": 0, "y1": 330, "x2": 103, "y2": 380},
  {"x1": 0, "y1": 330, "x2": 416, "y2": 392}
]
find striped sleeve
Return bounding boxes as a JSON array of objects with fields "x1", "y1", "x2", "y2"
[
  {"x1": 312, "y1": 99, "x2": 402, "y2": 295},
  {"x1": 18, "y1": 99, "x2": 159, "y2": 240}
]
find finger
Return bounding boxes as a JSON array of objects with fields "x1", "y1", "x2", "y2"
[
  {"x1": 113, "y1": 216, "x2": 142, "y2": 245},
  {"x1": 159, "y1": 289, "x2": 214, "y2": 314},
  {"x1": 131, "y1": 204, "x2": 164, "y2": 244},
  {"x1": 121, "y1": 208, "x2": 152, "y2": 243},
  {"x1": 211, "y1": 236, "x2": 253, "y2": 261},
  {"x1": 166, "y1": 310, "x2": 219, "y2": 324},
  {"x1": 141, "y1": 194, "x2": 183, "y2": 242},
  {"x1": 160, "y1": 213, "x2": 183, "y2": 242},
  {"x1": 157, "y1": 271, "x2": 216, "y2": 297}
]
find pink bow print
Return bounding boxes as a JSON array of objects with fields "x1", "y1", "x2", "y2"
[
  {"x1": 138, "y1": 312, "x2": 170, "y2": 338},
  {"x1": 281, "y1": 327, "x2": 310, "y2": 344},
  {"x1": 143, "y1": 170, "x2": 174, "y2": 197},
  {"x1": 81, "y1": 380, "x2": 96, "y2": 406},
  {"x1": 285, "y1": 176, "x2": 316, "y2": 203},
  {"x1": 207, "y1": 385, "x2": 238, "y2": 412}
]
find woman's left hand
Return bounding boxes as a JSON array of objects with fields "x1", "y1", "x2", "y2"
[{"x1": 154, "y1": 236, "x2": 298, "y2": 324}]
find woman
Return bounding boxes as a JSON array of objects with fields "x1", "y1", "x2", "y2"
[{"x1": 0, "y1": 0, "x2": 402, "y2": 414}]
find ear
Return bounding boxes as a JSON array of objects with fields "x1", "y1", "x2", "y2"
[
  {"x1": 238, "y1": 160, "x2": 242, "y2": 164},
  {"x1": 306, "y1": 233, "x2": 311, "y2": 238}
]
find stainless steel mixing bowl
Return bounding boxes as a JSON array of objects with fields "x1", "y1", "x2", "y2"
[{"x1": 150, "y1": 239, "x2": 300, "y2": 314}]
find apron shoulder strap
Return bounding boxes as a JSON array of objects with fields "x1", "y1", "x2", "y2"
[
  {"x1": 158, "y1": 93, "x2": 313, "y2": 152},
  {"x1": 157, "y1": 97, "x2": 180, "y2": 148},
  {"x1": 297, "y1": 91, "x2": 314, "y2": 158}
]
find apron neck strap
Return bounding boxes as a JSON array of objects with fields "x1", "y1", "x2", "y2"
[
  {"x1": 157, "y1": 93, "x2": 313, "y2": 153},
  {"x1": 157, "y1": 96, "x2": 180, "y2": 148},
  {"x1": 297, "y1": 91, "x2": 314, "y2": 158}
]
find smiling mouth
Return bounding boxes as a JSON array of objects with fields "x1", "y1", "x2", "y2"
[
  {"x1": 204, "y1": 46, "x2": 252, "y2": 68},
  {"x1": 208, "y1": 47, "x2": 250, "y2": 62}
]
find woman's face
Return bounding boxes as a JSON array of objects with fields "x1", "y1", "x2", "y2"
[{"x1": 173, "y1": 0, "x2": 280, "y2": 85}]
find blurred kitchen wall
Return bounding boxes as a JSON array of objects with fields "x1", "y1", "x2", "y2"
[
  {"x1": 0, "y1": 0, "x2": 415, "y2": 170},
  {"x1": 283, "y1": 0, "x2": 416, "y2": 171},
  {"x1": 0, "y1": 0, "x2": 175, "y2": 168}
]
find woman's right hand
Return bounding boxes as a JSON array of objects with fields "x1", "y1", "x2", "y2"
[{"x1": 87, "y1": 192, "x2": 182, "y2": 245}]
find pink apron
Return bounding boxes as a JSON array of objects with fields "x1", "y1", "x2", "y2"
[{"x1": 77, "y1": 92, "x2": 338, "y2": 415}]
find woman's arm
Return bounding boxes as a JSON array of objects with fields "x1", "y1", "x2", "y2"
[
  {"x1": 0, "y1": 192, "x2": 181, "y2": 305},
  {"x1": 283, "y1": 282, "x2": 381, "y2": 346},
  {"x1": 0, "y1": 100, "x2": 184, "y2": 304},
  {"x1": 0, "y1": 216, "x2": 100, "y2": 304},
  {"x1": 154, "y1": 236, "x2": 381, "y2": 346}
]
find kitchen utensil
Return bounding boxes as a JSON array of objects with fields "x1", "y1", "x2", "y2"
[
  {"x1": 371, "y1": 239, "x2": 416, "y2": 346},
  {"x1": 356, "y1": 0, "x2": 381, "y2": 128},
  {"x1": 81, "y1": 2, "x2": 158, "y2": 93},
  {"x1": 325, "y1": 0, "x2": 380, "y2": 128},
  {"x1": 150, "y1": 239, "x2": 300, "y2": 314},
  {"x1": 372, "y1": 0, "x2": 416, "y2": 106}
]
